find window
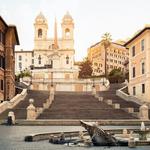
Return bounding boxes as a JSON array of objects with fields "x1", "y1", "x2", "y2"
[
  {"x1": 19, "y1": 55, "x2": 22, "y2": 61},
  {"x1": 141, "y1": 62, "x2": 145, "y2": 74},
  {"x1": 141, "y1": 39, "x2": 145, "y2": 51},
  {"x1": 133, "y1": 86, "x2": 136, "y2": 95},
  {"x1": 32, "y1": 59, "x2": 34, "y2": 64},
  {"x1": 65, "y1": 28, "x2": 70, "y2": 37},
  {"x1": 19, "y1": 62, "x2": 22, "y2": 70},
  {"x1": 132, "y1": 67, "x2": 135, "y2": 78},
  {"x1": 38, "y1": 55, "x2": 41, "y2": 64},
  {"x1": 0, "y1": 80, "x2": 3, "y2": 91},
  {"x1": 0, "y1": 56, "x2": 4, "y2": 69},
  {"x1": 132, "y1": 46, "x2": 135, "y2": 57},
  {"x1": 32, "y1": 52, "x2": 34, "y2": 57},
  {"x1": 0, "y1": 31, "x2": 4, "y2": 44},
  {"x1": 38, "y1": 29, "x2": 42, "y2": 38},
  {"x1": 142, "y1": 84, "x2": 145, "y2": 94},
  {"x1": 66, "y1": 56, "x2": 69, "y2": 64}
]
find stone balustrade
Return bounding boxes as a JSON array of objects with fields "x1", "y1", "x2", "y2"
[
  {"x1": 0, "y1": 101, "x2": 8, "y2": 114},
  {"x1": 26, "y1": 87, "x2": 55, "y2": 120},
  {"x1": 8, "y1": 89, "x2": 27, "y2": 109},
  {"x1": 116, "y1": 86, "x2": 143, "y2": 105},
  {"x1": 0, "y1": 89, "x2": 27, "y2": 114}
]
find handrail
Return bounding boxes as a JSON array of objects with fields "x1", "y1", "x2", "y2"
[{"x1": 116, "y1": 86, "x2": 143, "y2": 105}]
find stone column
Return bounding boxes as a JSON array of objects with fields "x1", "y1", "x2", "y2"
[
  {"x1": 139, "y1": 103, "x2": 149, "y2": 120},
  {"x1": 26, "y1": 99, "x2": 36, "y2": 120}
]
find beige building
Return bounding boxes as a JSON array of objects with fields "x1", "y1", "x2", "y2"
[
  {"x1": 0, "y1": 16, "x2": 19, "y2": 101},
  {"x1": 87, "y1": 41, "x2": 129, "y2": 76},
  {"x1": 15, "y1": 50, "x2": 33, "y2": 72},
  {"x1": 125, "y1": 25, "x2": 150, "y2": 102}
]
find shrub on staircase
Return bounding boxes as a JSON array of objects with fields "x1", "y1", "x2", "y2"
[{"x1": 108, "y1": 68, "x2": 125, "y2": 83}]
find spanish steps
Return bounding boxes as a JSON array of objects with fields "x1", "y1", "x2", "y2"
[
  {"x1": 0, "y1": 90, "x2": 49, "y2": 119},
  {"x1": 0, "y1": 84, "x2": 141, "y2": 120}
]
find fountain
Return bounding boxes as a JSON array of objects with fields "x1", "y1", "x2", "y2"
[
  {"x1": 80, "y1": 120, "x2": 128, "y2": 146},
  {"x1": 134, "y1": 122, "x2": 150, "y2": 141}
]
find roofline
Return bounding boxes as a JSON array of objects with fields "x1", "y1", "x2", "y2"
[
  {"x1": 89, "y1": 41, "x2": 126, "y2": 49},
  {"x1": 90, "y1": 41, "x2": 101, "y2": 48},
  {"x1": 111, "y1": 42, "x2": 125, "y2": 47},
  {"x1": 0, "y1": 16, "x2": 19, "y2": 45},
  {"x1": 0, "y1": 16, "x2": 8, "y2": 27},
  {"x1": 15, "y1": 50, "x2": 33, "y2": 53},
  {"x1": 124, "y1": 27, "x2": 150, "y2": 46}
]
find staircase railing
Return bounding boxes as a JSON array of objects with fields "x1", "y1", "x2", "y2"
[
  {"x1": 116, "y1": 86, "x2": 143, "y2": 105},
  {"x1": 0, "y1": 89, "x2": 27, "y2": 114}
]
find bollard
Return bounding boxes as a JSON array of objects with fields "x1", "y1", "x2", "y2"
[
  {"x1": 7, "y1": 111, "x2": 15, "y2": 125},
  {"x1": 139, "y1": 103, "x2": 149, "y2": 120}
]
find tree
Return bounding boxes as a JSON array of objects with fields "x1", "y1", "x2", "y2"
[
  {"x1": 101, "y1": 32, "x2": 112, "y2": 78},
  {"x1": 108, "y1": 68, "x2": 125, "y2": 83},
  {"x1": 16, "y1": 69, "x2": 31, "y2": 81},
  {"x1": 79, "y1": 58, "x2": 93, "y2": 78}
]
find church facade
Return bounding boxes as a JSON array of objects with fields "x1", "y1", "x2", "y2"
[
  {"x1": 15, "y1": 12, "x2": 79, "y2": 80},
  {"x1": 32, "y1": 12, "x2": 79, "y2": 81},
  {"x1": 15, "y1": 12, "x2": 106, "y2": 91}
]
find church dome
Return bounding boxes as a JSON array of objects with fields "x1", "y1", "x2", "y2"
[
  {"x1": 35, "y1": 12, "x2": 47, "y2": 24},
  {"x1": 62, "y1": 11, "x2": 73, "y2": 23}
]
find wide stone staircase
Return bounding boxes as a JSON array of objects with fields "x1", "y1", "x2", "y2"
[
  {"x1": 98, "y1": 84, "x2": 140, "y2": 112},
  {"x1": 0, "y1": 83, "x2": 142, "y2": 120},
  {"x1": 38, "y1": 87, "x2": 138, "y2": 119},
  {"x1": 0, "y1": 90, "x2": 49, "y2": 120}
]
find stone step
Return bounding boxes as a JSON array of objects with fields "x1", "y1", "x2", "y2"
[{"x1": 0, "y1": 90, "x2": 49, "y2": 120}]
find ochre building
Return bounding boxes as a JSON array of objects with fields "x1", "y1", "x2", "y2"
[
  {"x1": 125, "y1": 25, "x2": 150, "y2": 102},
  {"x1": 87, "y1": 41, "x2": 129, "y2": 76}
]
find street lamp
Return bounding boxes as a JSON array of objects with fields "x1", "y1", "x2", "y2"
[
  {"x1": 51, "y1": 72, "x2": 53, "y2": 87},
  {"x1": 102, "y1": 74, "x2": 105, "y2": 85},
  {"x1": 30, "y1": 70, "x2": 32, "y2": 85},
  {"x1": 92, "y1": 78, "x2": 95, "y2": 87}
]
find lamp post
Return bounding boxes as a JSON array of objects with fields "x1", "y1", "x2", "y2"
[
  {"x1": 92, "y1": 78, "x2": 95, "y2": 87},
  {"x1": 102, "y1": 74, "x2": 105, "y2": 85},
  {"x1": 30, "y1": 70, "x2": 32, "y2": 84},
  {"x1": 51, "y1": 72, "x2": 53, "y2": 87}
]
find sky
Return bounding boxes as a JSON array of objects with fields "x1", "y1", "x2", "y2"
[{"x1": 0, "y1": 0, "x2": 150, "y2": 61}]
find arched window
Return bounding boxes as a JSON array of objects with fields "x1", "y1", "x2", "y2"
[
  {"x1": 38, "y1": 29, "x2": 42, "y2": 38},
  {"x1": 65, "y1": 28, "x2": 70, "y2": 37},
  {"x1": 38, "y1": 55, "x2": 41, "y2": 64},
  {"x1": 66, "y1": 56, "x2": 69, "y2": 64}
]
